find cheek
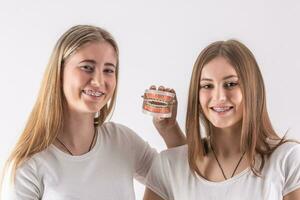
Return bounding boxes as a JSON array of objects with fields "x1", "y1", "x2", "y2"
[
  {"x1": 231, "y1": 90, "x2": 243, "y2": 107},
  {"x1": 199, "y1": 91, "x2": 210, "y2": 110},
  {"x1": 63, "y1": 71, "x2": 86, "y2": 96},
  {"x1": 62, "y1": 72, "x2": 72, "y2": 96},
  {"x1": 230, "y1": 91, "x2": 243, "y2": 117},
  {"x1": 108, "y1": 76, "x2": 117, "y2": 90}
]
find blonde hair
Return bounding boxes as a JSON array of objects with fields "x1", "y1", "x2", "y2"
[
  {"x1": 186, "y1": 39, "x2": 286, "y2": 176},
  {"x1": 1, "y1": 25, "x2": 119, "y2": 186}
]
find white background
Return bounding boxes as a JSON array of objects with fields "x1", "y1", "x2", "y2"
[{"x1": 0, "y1": 0, "x2": 299, "y2": 199}]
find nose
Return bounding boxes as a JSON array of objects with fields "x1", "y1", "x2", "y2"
[
  {"x1": 90, "y1": 70, "x2": 105, "y2": 87},
  {"x1": 213, "y1": 85, "x2": 227, "y2": 102}
]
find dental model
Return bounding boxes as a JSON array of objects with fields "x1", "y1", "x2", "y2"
[{"x1": 142, "y1": 89, "x2": 175, "y2": 118}]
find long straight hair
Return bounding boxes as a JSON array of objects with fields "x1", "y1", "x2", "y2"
[
  {"x1": 186, "y1": 39, "x2": 285, "y2": 176},
  {"x1": 1, "y1": 25, "x2": 119, "y2": 185}
]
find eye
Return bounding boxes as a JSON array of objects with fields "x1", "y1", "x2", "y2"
[
  {"x1": 80, "y1": 65, "x2": 94, "y2": 73},
  {"x1": 200, "y1": 84, "x2": 213, "y2": 89},
  {"x1": 224, "y1": 82, "x2": 238, "y2": 89},
  {"x1": 103, "y1": 68, "x2": 115, "y2": 74}
]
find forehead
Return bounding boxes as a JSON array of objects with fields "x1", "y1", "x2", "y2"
[
  {"x1": 65, "y1": 41, "x2": 117, "y2": 65},
  {"x1": 78, "y1": 41, "x2": 116, "y2": 58},
  {"x1": 201, "y1": 57, "x2": 237, "y2": 79}
]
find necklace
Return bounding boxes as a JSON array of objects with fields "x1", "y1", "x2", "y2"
[
  {"x1": 211, "y1": 146, "x2": 246, "y2": 180},
  {"x1": 56, "y1": 127, "x2": 97, "y2": 156}
]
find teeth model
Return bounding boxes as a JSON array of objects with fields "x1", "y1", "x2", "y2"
[{"x1": 142, "y1": 89, "x2": 175, "y2": 118}]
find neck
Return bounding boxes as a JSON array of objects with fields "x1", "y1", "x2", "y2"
[
  {"x1": 59, "y1": 110, "x2": 96, "y2": 150},
  {"x1": 210, "y1": 122, "x2": 243, "y2": 158}
]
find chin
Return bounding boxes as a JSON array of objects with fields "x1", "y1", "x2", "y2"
[
  {"x1": 212, "y1": 123, "x2": 230, "y2": 129},
  {"x1": 84, "y1": 102, "x2": 107, "y2": 111},
  {"x1": 211, "y1": 120, "x2": 237, "y2": 129}
]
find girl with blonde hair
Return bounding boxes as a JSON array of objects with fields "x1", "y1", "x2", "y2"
[
  {"x1": 0, "y1": 25, "x2": 185, "y2": 199},
  {"x1": 144, "y1": 40, "x2": 300, "y2": 200}
]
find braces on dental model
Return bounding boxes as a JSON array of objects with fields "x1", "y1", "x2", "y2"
[{"x1": 142, "y1": 89, "x2": 175, "y2": 118}]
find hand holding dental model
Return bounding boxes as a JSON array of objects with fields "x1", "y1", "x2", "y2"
[
  {"x1": 142, "y1": 86, "x2": 185, "y2": 147},
  {"x1": 142, "y1": 85, "x2": 176, "y2": 118}
]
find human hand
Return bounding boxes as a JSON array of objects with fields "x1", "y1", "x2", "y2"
[{"x1": 148, "y1": 85, "x2": 178, "y2": 137}]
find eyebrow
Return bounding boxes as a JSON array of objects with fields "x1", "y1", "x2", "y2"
[
  {"x1": 79, "y1": 59, "x2": 116, "y2": 68},
  {"x1": 200, "y1": 75, "x2": 238, "y2": 81}
]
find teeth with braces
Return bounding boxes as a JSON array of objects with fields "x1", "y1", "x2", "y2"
[
  {"x1": 84, "y1": 90, "x2": 103, "y2": 97},
  {"x1": 212, "y1": 107, "x2": 232, "y2": 112},
  {"x1": 145, "y1": 98, "x2": 169, "y2": 106}
]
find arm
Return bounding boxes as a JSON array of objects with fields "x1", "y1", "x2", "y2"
[
  {"x1": 283, "y1": 188, "x2": 300, "y2": 200},
  {"x1": 155, "y1": 120, "x2": 186, "y2": 149},
  {"x1": 151, "y1": 86, "x2": 186, "y2": 148},
  {"x1": 144, "y1": 188, "x2": 166, "y2": 200}
]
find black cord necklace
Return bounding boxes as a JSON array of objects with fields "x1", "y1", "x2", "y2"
[
  {"x1": 211, "y1": 145, "x2": 246, "y2": 180},
  {"x1": 56, "y1": 127, "x2": 97, "y2": 156}
]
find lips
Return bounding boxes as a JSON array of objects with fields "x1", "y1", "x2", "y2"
[{"x1": 82, "y1": 89, "x2": 104, "y2": 97}]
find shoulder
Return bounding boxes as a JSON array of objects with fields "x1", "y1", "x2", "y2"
[
  {"x1": 99, "y1": 122, "x2": 139, "y2": 141},
  {"x1": 100, "y1": 121, "x2": 129, "y2": 131},
  {"x1": 99, "y1": 121, "x2": 151, "y2": 149},
  {"x1": 160, "y1": 144, "x2": 188, "y2": 157},
  {"x1": 158, "y1": 145, "x2": 188, "y2": 167},
  {"x1": 100, "y1": 121, "x2": 137, "y2": 137},
  {"x1": 269, "y1": 141, "x2": 300, "y2": 162},
  {"x1": 268, "y1": 141, "x2": 300, "y2": 195},
  {"x1": 15, "y1": 148, "x2": 52, "y2": 178},
  {"x1": 13, "y1": 144, "x2": 62, "y2": 180},
  {"x1": 264, "y1": 141, "x2": 300, "y2": 176},
  {"x1": 12, "y1": 154, "x2": 43, "y2": 189},
  {"x1": 18, "y1": 147, "x2": 52, "y2": 169},
  {"x1": 2, "y1": 153, "x2": 45, "y2": 198}
]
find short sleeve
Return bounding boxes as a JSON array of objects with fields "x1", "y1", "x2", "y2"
[
  {"x1": 1, "y1": 159, "x2": 42, "y2": 200},
  {"x1": 145, "y1": 153, "x2": 171, "y2": 200},
  {"x1": 283, "y1": 144, "x2": 300, "y2": 196},
  {"x1": 128, "y1": 129, "x2": 158, "y2": 184},
  {"x1": 100, "y1": 122, "x2": 158, "y2": 184}
]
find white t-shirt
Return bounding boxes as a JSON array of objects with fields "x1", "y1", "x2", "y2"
[
  {"x1": 146, "y1": 142, "x2": 300, "y2": 200},
  {"x1": 2, "y1": 122, "x2": 157, "y2": 200}
]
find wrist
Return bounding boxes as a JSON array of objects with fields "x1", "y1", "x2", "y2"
[{"x1": 158, "y1": 121, "x2": 179, "y2": 136}]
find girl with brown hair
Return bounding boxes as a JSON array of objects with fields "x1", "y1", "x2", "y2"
[{"x1": 144, "y1": 40, "x2": 300, "y2": 200}]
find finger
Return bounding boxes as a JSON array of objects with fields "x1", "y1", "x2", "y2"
[
  {"x1": 165, "y1": 88, "x2": 171, "y2": 92},
  {"x1": 158, "y1": 86, "x2": 165, "y2": 91},
  {"x1": 169, "y1": 88, "x2": 175, "y2": 94},
  {"x1": 150, "y1": 85, "x2": 156, "y2": 90},
  {"x1": 168, "y1": 88, "x2": 176, "y2": 98},
  {"x1": 170, "y1": 89, "x2": 177, "y2": 103}
]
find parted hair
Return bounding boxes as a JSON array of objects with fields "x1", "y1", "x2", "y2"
[{"x1": 186, "y1": 39, "x2": 286, "y2": 176}]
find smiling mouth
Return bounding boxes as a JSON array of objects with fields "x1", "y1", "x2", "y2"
[
  {"x1": 211, "y1": 106, "x2": 233, "y2": 113},
  {"x1": 82, "y1": 89, "x2": 104, "y2": 97}
]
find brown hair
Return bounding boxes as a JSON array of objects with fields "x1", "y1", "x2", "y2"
[
  {"x1": 186, "y1": 39, "x2": 285, "y2": 176},
  {"x1": 1, "y1": 25, "x2": 119, "y2": 184}
]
